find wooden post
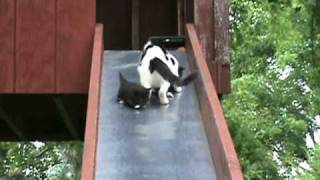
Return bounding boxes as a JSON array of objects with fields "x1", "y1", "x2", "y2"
[
  {"x1": 193, "y1": 0, "x2": 231, "y2": 94},
  {"x1": 177, "y1": 0, "x2": 184, "y2": 36},
  {"x1": 213, "y1": 0, "x2": 231, "y2": 93},
  {"x1": 184, "y1": 0, "x2": 194, "y2": 23},
  {"x1": 132, "y1": 0, "x2": 140, "y2": 49}
]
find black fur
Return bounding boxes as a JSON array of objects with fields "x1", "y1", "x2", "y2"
[
  {"x1": 178, "y1": 67, "x2": 185, "y2": 77},
  {"x1": 170, "y1": 57, "x2": 176, "y2": 65},
  {"x1": 149, "y1": 58, "x2": 198, "y2": 86},
  {"x1": 149, "y1": 57, "x2": 180, "y2": 83},
  {"x1": 117, "y1": 73, "x2": 151, "y2": 109},
  {"x1": 176, "y1": 71, "x2": 198, "y2": 86}
]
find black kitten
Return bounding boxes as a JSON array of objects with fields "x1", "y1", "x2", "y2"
[{"x1": 117, "y1": 73, "x2": 152, "y2": 109}]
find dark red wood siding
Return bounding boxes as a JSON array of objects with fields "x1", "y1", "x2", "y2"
[
  {"x1": 0, "y1": 0, "x2": 15, "y2": 92},
  {"x1": 15, "y1": 0, "x2": 56, "y2": 93},
  {"x1": 0, "y1": 0, "x2": 95, "y2": 93},
  {"x1": 56, "y1": 0, "x2": 95, "y2": 93}
]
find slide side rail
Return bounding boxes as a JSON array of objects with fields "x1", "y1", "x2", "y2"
[
  {"x1": 81, "y1": 23, "x2": 104, "y2": 180},
  {"x1": 186, "y1": 23, "x2": 243, "y2": 180}
]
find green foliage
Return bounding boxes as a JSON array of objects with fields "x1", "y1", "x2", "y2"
[
  {"x1": 225, "y1": 0, "x2": 320, "y2": 179},
  {"x1": 299, "y1": 144, "x2": 320, "y2": 180},
  {"x1": 0, "y1": 141, "x2": 82, "y2": 179}
]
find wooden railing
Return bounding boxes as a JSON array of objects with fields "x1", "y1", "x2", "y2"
[
  {"x1": 81, "y1": 24, "x2": 104, "y2": 180},
  {"x1": 186, "y1": 23, "x2": 244, "y2": 180}
]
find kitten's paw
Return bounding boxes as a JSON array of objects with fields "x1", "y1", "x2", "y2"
[
  {"x1": 174, "y1": 86, "x2": 182, "y2": 93},
  {"x1": 160, "y1": 97, "x2": 169, "y2": 105},
  {"x1": 167, "y1": 92, "x2": 174, "y2": 99},
  {"x1": 134, "y1": 105, "x2": 141, "y2": 109},
  {"x1": 118, "y1": 98, "x2": 124, "y2": 104}
]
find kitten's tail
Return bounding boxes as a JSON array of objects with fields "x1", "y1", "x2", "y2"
[
  {"x1": 176, "y1": 71, "x2": 198, "y2": 86},
  {"x1": 119, "y1": 72, "x2": 126, "y2": 82}
]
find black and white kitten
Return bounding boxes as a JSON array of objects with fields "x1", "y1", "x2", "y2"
[
  {"x1": 117, "y1": 73, "x2": 152, "y2": 109},
  {"x1": 138, "y1": 41, "x2": 197, "y2": 105}
]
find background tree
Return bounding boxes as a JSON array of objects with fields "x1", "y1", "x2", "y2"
[
  {"x1": 0, "y1": 141, "x2": 82, "y2": 180},
  {"x1": 225, "y1": 0, "x2": 320, "y2": 179},
  {"x1": 299, "y1": 144, "x2": 320, "y2": 180}
]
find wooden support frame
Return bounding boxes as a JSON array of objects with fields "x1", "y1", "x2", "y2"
[
  {"x1": 186, "y1": 24, "x2": 243, "y2": 180},
  {"x1": 52, "y1": 96, "x2": 80, "y2": 139},
  {"x1": 0, "y1": 107, "x2": 26, "y2": 140},
  {"x1": 81, "y1": 23, "x2": 104, "y2": 180}
]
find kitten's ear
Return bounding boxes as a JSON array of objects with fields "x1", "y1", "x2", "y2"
[{"x1": 178, "y1": 66, "x2": 185, "y2": 77}]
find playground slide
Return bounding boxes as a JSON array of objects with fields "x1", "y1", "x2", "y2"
[
  {"x1": 95, "y1": 51, "x2": 216, "y2": 180},
  {"x1": 81, "y1": 24, "x2": 243, "y2": 180}
]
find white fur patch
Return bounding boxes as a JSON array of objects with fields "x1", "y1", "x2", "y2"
[
  {"x1": 167, "y1": 92, "x2": 174, "y2": 99},
  {"x1": 138, "y1": 41, "x2": 181, "y2": 105},
  {"x1": 174, "y1": 86, "x2": 182, "y2": 93}
]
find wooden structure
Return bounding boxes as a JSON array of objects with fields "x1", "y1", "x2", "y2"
[
  {"x1": 0, "y1": 0, "x2": 95, "y2": 93},
  {"x1": 0, "y1": 0, "x2": 230, "y2": 94},
  {"x1": 0, "y1": 0, "x2": 242, "y2": 179}
]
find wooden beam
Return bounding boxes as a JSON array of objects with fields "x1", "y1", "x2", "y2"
[
  {"x1": 132, "y1": 0, "x2": 140, "y2": 49},
  {"x1": 0, "y1": 107, "x2": 26, "y2": 140},
  {"x1": 53, "y1": 96, "x2": 80, "y2": 139},
  {"x1": 81, "y1": 23, "x2": 104, "y2": 180}
]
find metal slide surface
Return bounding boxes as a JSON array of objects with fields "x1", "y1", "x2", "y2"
[{"x1": 96, "y1": 51, "x2": 216, "y2": 180}]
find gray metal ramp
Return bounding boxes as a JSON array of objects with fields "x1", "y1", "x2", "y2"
[{"x1": 96, "y1": 50, "x2": 216, "y2": 180}]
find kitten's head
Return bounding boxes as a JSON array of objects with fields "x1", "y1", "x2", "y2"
[{"x1": 118, "y1": 73, "x2": 152, "y2": 109}]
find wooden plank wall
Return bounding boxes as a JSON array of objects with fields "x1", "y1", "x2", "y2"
[
  {"x1": 0, "y1": 0, "x2": 15, "y2": 92},
  {"x1": 0, "y1": 0, "x2": 95, "y2": 93},
  {"x1": 15, "y1": 0, "x2": 56, "y2": 92},
  {"x1": 56, "y1": 0, "x2": 95, "y2": 93}
]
